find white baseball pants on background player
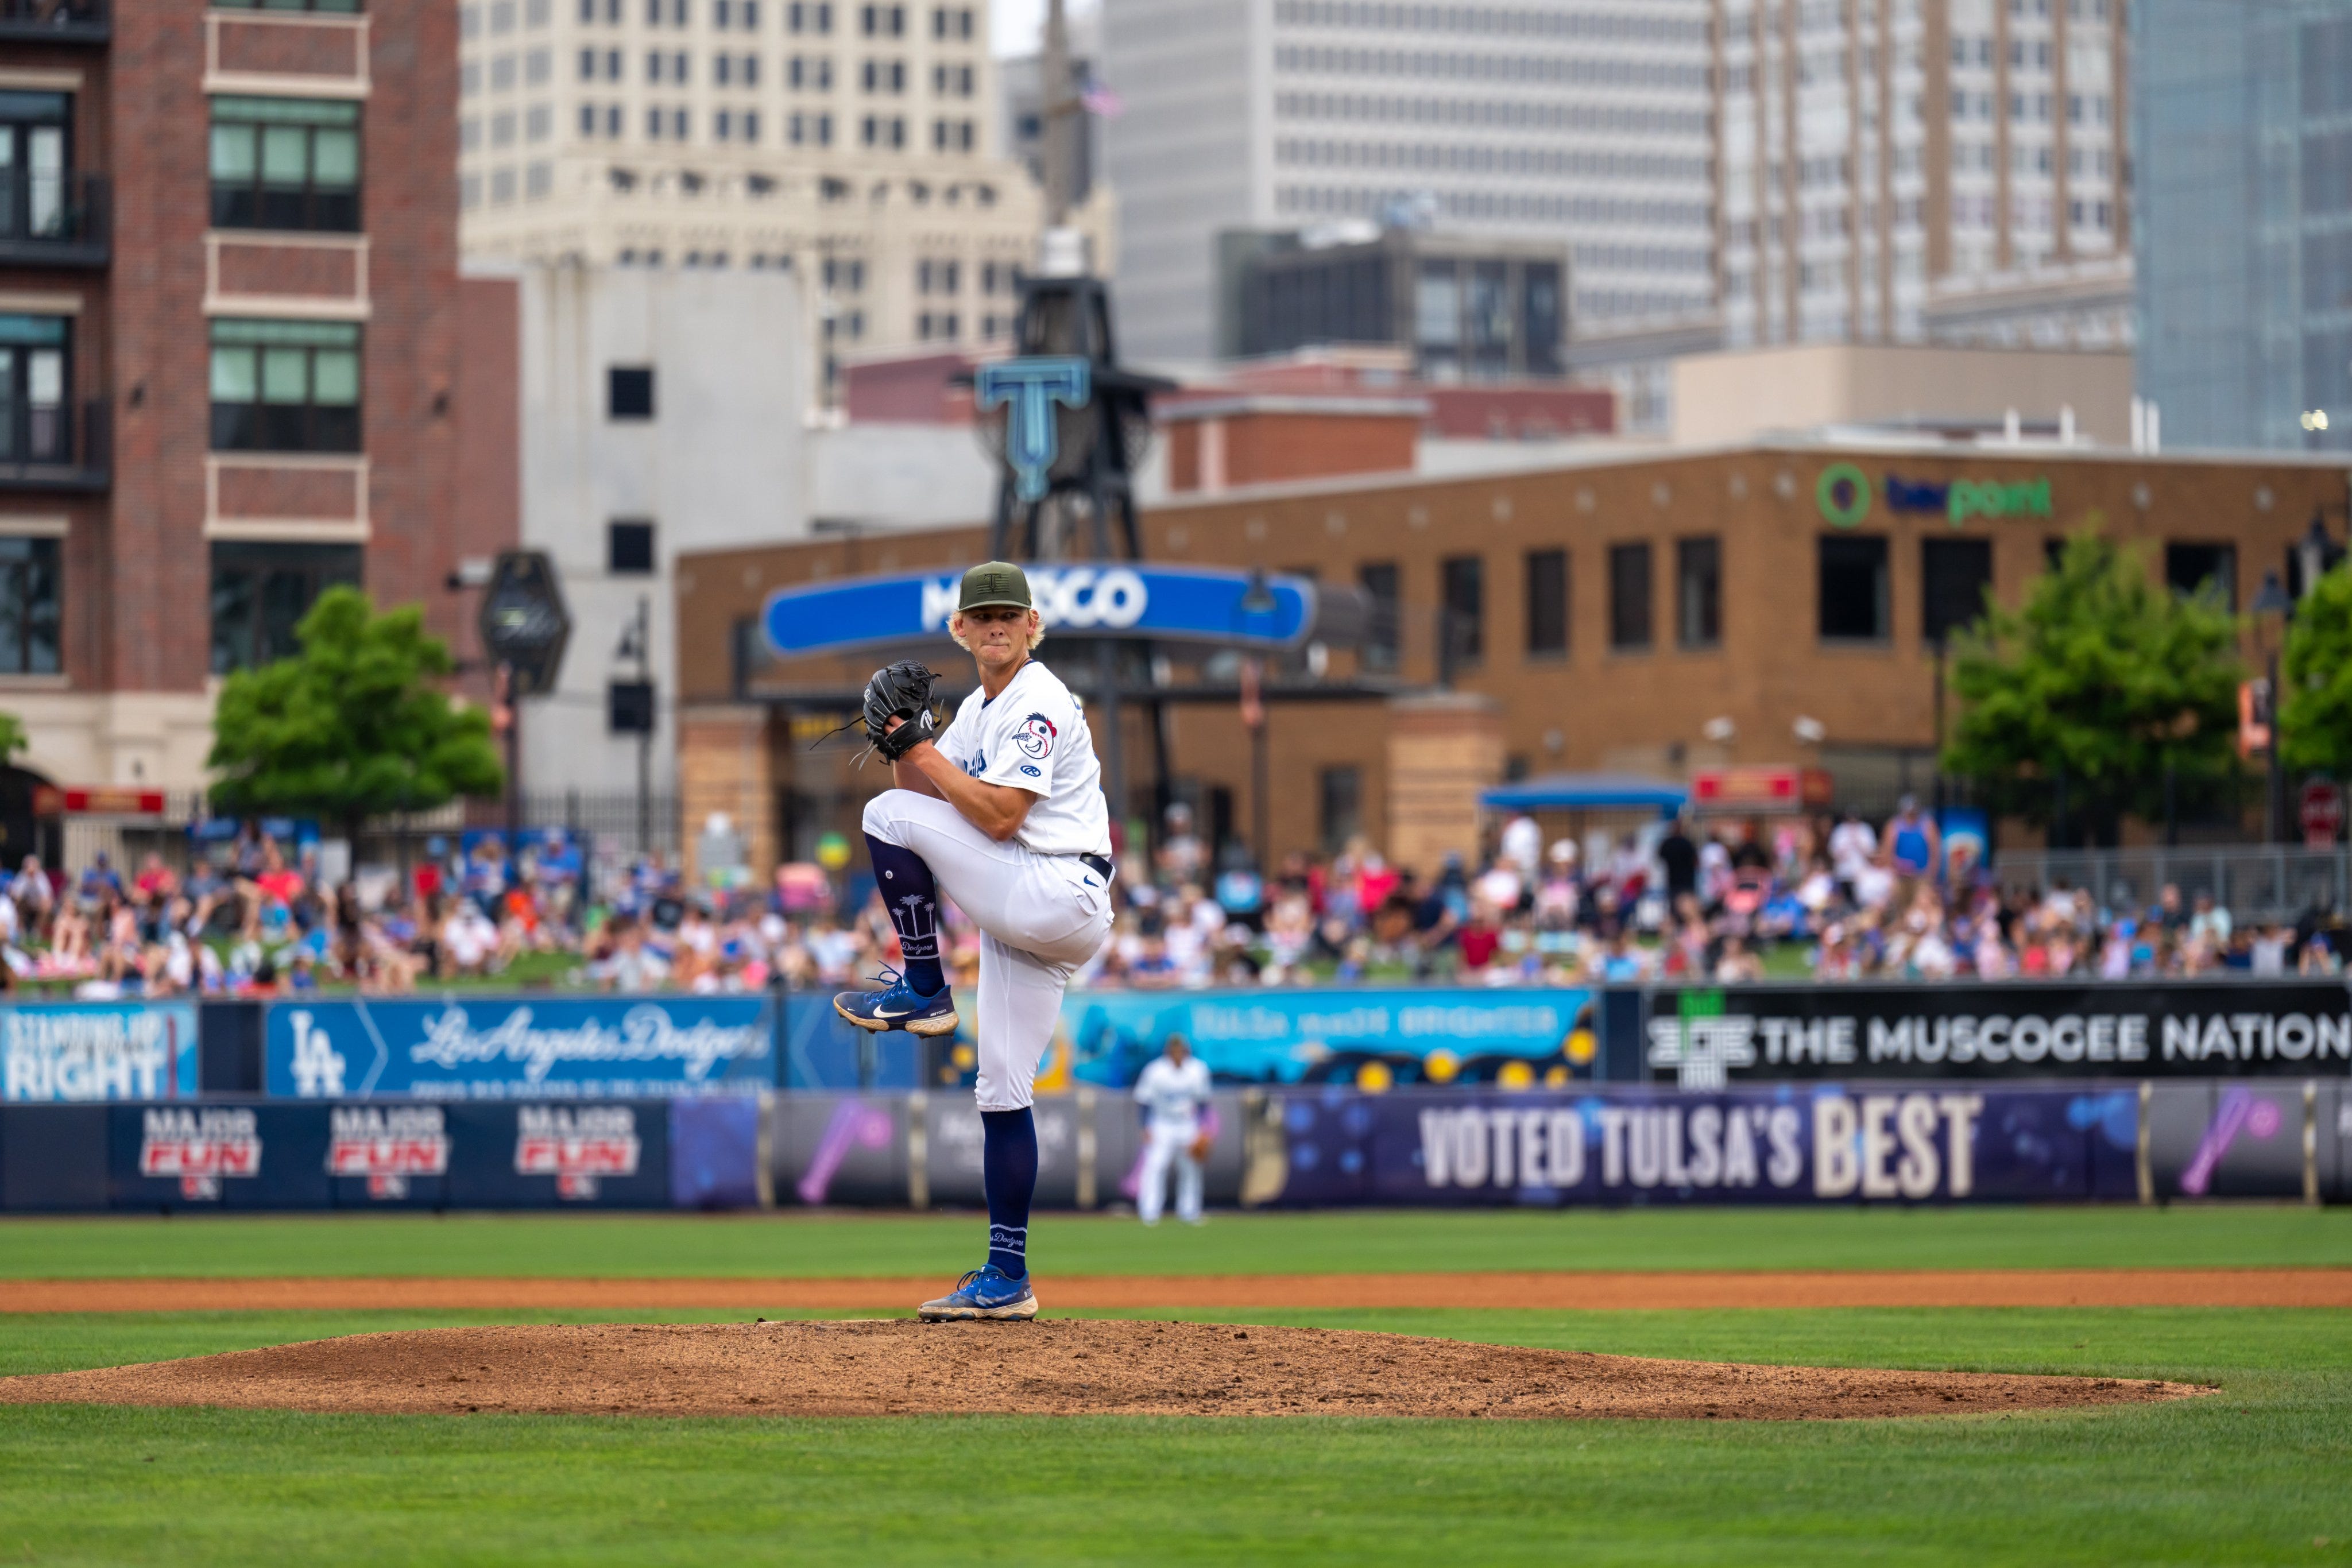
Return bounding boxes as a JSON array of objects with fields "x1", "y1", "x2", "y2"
[
  {"x1": 862, "y1": 790, "x2": 1113, "y2": 1112},
  {"x1": 1137, "y1": 1125, "x2": 1203, "y2": 1225}
]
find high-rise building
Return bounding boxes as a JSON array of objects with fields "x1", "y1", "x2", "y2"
[
  {"x1": 1716, "y1": 0, "x2": 2132, "y2": 351},
  {"x1": 0, "y1": 0, "x2": 501, "y2": 848},
  {"x1": 1101, "y1": 0, "x2": 1717, "y2": 366},
  {"x1": 458, "y1": 0, "x2": 1112, "y2": 392},
  {"x1": 1000, "y1": 3, "x2": 1096, "y2": 205},
  {"x1": 2134, "y1": 0, "x2": 2352, "y2": 452}
]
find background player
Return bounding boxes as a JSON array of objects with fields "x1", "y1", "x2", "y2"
[
  {"x1": 1132, "y1": 1033, "x2": 1212, "y2": 1226},
  {"x1": 835, "y1": 562, "x2": 1116, "y2": 1322}
]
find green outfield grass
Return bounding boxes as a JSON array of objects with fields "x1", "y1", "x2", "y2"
[
  {"x1": 3, "y1": 1212, "x2": 2349, "y2": 1565},
  {"x1": 0, "y1": 1305, "x2": 2347, "y2": 1566},
  {"x1": 3, "y1": 1203, "x2": 2350, "y2": 1280}
]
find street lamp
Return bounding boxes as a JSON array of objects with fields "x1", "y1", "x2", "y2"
[{"x1": 2253, "y1": 570, "x2": 2293, "y2": 844}]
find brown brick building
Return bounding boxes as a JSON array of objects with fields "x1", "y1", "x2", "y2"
[
  {"x1": 674, "y1": 438, "x2": 2351, "y2": 878},
  {"x1": 0, "y1": 0, "x2": 512, "y2": 853}
]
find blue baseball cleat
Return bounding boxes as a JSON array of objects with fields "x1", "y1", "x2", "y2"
[
  {"x1": 833, "y1": 968, "x2": 960, "y2": 1036},
  {"x1": 918, "y1": 1265, "x2": 1039, "y2": 1322}
]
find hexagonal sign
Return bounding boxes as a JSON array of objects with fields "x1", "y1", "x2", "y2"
[{"x1": 478, "y1": 549, "x2": 572, "y2": 699}]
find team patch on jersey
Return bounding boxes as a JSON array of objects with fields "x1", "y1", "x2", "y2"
[
  {"x1": 1015, "y1": 713, "x2": 1058, "y2": 760},
  {"x1": 1020, "y1": 765, "x2": 1041, "y2": 777}
]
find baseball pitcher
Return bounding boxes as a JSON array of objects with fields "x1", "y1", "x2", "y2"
[
  {"x1": 835, "y1": 561, "x2": 1116, "y2": 1322},
  {"x1": 1132, "y1": 1034, "x2": 1212, "y2": 1226}
]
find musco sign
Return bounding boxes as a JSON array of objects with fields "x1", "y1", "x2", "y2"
[
  {"x1": 327, "y1": 1105, "x2": 451, "y2": 1201},
  {"x1": 1645, "y1": 982, "x2": 2352, "y2": 1084},
  {"x1": 514, "y1": 1105, "x2": 641, "y2": 1200}
]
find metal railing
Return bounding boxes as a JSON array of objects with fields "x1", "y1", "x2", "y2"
[
  {"x1": 0, "y1": 172, "x2": 107, "y2": 266},
  {"x1": 1992, "y1": 845, "x2": 2352, "y2": 922},
  {"x1": 0, "y1": 397, "x2": 107, "y2": 490},
  {"x1": 0, "y1": 0, "x2": 106, "y2": 39}
]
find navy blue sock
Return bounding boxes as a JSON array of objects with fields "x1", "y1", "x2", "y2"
[
  {"x1": 981, "y1": 1107, "x2": 1037, "y2": 1279},
  {"x1": 865, "y1": 833, "x2": 945, "y2": 995}
]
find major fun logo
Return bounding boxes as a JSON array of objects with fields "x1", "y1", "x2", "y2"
[
  {"x1": 138, "y1": 1107, "x2": 261, "y2": 1201},
  {"x1": 514, "y1": 1105, "x2": 640, "y2": 1200},
  {"x1": 327, "y1": 1105, "x2": 450, "y2": 1200}
]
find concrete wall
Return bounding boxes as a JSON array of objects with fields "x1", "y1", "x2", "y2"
[
  {"x1": 1673, "y1": 343, "x2": 2137, "y2": 448},
  {"x1": 517, "y1": 264, "x2": 806, "y2": 807}
]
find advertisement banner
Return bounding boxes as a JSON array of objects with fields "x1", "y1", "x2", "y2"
[
  {"x1": 1644, "y1": 982, "x2": 2352, "y2": 1085},
  {"x1": 1254, "y1": 1085, "x2": 2144, "y2": 1207},
  {"x1": 1060, "y1": 987, "x2": 1601, "y2": 1088},
  {"x1": 3, "y1": 1002, "x2": 199, "y2": 1104},
  {"x1": 263, "y1": 997, "x2": 775, "y2": 1100},
  {"x1": 107, "y1": 1102, "x2": 333, "y2": 1210}
]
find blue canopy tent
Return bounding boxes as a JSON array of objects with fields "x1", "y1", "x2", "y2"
[{"x1": 1479, "y1": 773, "x2": 1689, "y2": 816}]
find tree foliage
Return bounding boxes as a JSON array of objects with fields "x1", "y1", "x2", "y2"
[
  {"x1": 208, "y1": 587, "x2": 503, "y2": 834},
  {"x1": 0, "y1": 711, "x2": 25, "y2": 761},
  {"x1": 1942, "y1": 532, "x2": 2243, "y2": 837},
  {"x1": 2281, "y1": 561, "x2": 2352, "y2": 778}
]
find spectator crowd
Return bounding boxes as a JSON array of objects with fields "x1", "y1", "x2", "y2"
[{"x1": 0, "y1": 798, "x2": 2335, "y2": 1000}]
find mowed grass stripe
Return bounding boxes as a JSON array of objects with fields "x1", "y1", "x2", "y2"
[
  {"x1": 4, "y1": 1206, "x2": 2350, "y2": 1280},
  {"x1": 0, "y1": 1307, "x2": 2345, "y2": 1566}
]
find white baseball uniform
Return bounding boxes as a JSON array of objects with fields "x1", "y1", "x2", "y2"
[
  {"x1": 861, "y1": 656, "x2": 1115, "y2": 1112},
  {"x1": 1132, "y1": 1051, "x2": 1212, "y2": 1225}
]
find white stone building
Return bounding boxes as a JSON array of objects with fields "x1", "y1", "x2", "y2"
[
  {"x1": 458, "y1": 0, "x2": 1113, "y2": 396},
  {"x1": 512, "y1": 262, "x2": 807, "y2": 803}
]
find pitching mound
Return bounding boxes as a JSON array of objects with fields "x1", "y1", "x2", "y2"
[{"x1": 0, "y1": 1321, "x2": 2203, "y2": 1421}]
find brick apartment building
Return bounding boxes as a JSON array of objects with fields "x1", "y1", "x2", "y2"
[
  {"x1": 674, "y1": 436, "x2": 2352, "y2": 877},
  {"x1": 0, "y1": 0, "x2": 514, "y2": 858}
]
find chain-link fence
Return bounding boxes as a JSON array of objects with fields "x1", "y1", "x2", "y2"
[{"x1": 1991, "y1": 845, "x2": 2352, "y2": 923}]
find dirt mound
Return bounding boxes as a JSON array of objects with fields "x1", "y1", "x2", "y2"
[{"x1": 0, "y1": 1321, "x2": 2203, "y2": 1421}]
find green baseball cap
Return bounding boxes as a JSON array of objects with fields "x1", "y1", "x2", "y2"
[{"x1": 957, "y1": 561, "x2": 1032, "y2": 611}]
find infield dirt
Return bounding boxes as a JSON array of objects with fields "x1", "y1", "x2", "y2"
[{"x1": 0, "y1": 1320, "x2": 2206, "y2": 1420}]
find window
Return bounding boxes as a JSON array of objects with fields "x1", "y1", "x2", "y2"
[
  {"x1": 1318, "y1": 764, "x2": 1362, "y2": 853},
  {"x1": 607, "y1": 366, "x2": 654, "y2": 419},
  {"x1": 1675, "y1": 536, "x2": 1720, "y2": 649},
  {"x1": 2165, "y1": 542, "x2": 2237, "y2": 610},
  {"x1": 1439, "y1": 555, "x2": 1483, "y2": 669},
  {"x1": 209, "y1": 319, "x2": 361, "y2": 452},
  {"x1": 1820, "y1": 535, "x2": 1891, "y2": 642},
  {"x1": 0, "y1": 92, "x2": 69, "y2": 244},
  {"x1": 209, "y1": 96, "x2": 361, "y2": 231},
  {"x1": 209, "y1": 542, "x2": 362, "y2": 675},
  {"x1": 1524, "y1": 548, "x2": 1566, "y2": 657},
  {"x1": 0, "y1": 536, "x2": 58, "y2": 675},
  {"x1": 1359, "y1": 560, "x2": 1399, "y2": 671},
  {"x1": 609, "y1": 680, "x2": 656, "y2": 734},
  {"x1": 1608, "y1": 542, "x2": 1651, "y2": 651},
  {"x1": 1922, "y1": 537, "x2": 1994, "y2": 645},
  {"x1": 0, "y1": 314, "x2": 68, "y2": 465},
  {"x1": 609, "y1": 518, "x2": 655, "y2": 573}
]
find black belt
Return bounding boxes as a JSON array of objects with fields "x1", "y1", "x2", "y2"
[{"x1": 1078, "y1": 853, "x2": 1115, "y2": 881}]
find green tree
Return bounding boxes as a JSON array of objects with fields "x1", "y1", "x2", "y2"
[
  {"x1": 1943, "y1": 532, "x2": 2243, "y2": 843},
  {"x1": 0, "y1": 711, "x2": 25, "y2": 761},
  {"x1": 2281, "y1": 561, "x2": 2352, "y2": 778},
  {"x1": 208, "y1": 586, "x2": 503, "y2": 838}
]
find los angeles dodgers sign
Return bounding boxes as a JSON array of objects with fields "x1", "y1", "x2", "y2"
[{"x1": 265, "y1": 998, "x2": 776, "y2": 1099}]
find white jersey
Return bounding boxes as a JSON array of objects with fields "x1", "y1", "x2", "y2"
[
  {"x1": 1133, "y1": 1054, "x2": 1212, "y2": 1135},
  {"x1": 938, "y1": 659, "x2": 1112, "y2": 860}
]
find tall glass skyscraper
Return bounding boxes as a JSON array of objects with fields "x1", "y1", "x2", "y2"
[{"x1": 2135, "y1": 0, "x2": 2352, "y2": 451}]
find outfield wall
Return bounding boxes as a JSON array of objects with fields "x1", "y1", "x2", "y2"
[
  {"x1": 0, "y1": 1081, "x2": 2339, "y2": 1211},
  {"x1": 7, "y1": 979, "x2": 2349, "y2": 1111}
]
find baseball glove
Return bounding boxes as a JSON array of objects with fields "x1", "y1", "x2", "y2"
[
  {"x1": 862, "y1": 661, "x2": 943, "y2": 762},
  {"x1": 1187, "y1": 1132, "x2": 1214, "y2": 1163}
]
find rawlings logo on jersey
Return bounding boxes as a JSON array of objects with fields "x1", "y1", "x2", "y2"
[{"x1": 1015, "y1": 713, "x2": 1058, "y2": 760}]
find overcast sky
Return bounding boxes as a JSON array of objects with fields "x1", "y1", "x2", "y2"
[{"x1": 991, "y1": 0, "x2": 1097, "y2": 57}]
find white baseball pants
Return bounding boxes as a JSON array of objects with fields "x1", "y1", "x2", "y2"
[
  {"x1": 1138, "y1": 1124, "x2": 1202, "y2": 1225},
  {"x1": 862, "y1": 789, "x2": 1113, "y2": 1112}
]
